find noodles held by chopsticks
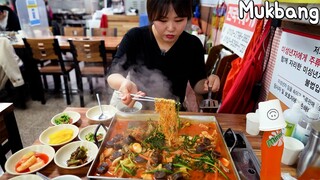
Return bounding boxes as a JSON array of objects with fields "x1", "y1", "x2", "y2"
[{"x1": 154, "y1": 98, "x2": 178, "y2": 146}]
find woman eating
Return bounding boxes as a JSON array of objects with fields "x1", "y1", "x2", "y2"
[{"x1": 107, "y1": 0, "x2": 220, "y2": 110}]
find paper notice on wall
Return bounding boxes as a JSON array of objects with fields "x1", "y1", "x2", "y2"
[
  {"x1": 269, "y1": 30, "x2": 320, "y2": 112},
  {"x1": 26, "y1": 0, "x2": 40, "y2": 26},
  {"x1": 220, "y1": 0, "x2": 261, "y2": 58}
]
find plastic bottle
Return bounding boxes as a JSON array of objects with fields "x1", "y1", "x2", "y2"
[
  {"x1": 258, "y1": 99, "x2": 286, "y2": 180},
  {"x1": 260, "y1": 129, "x2": 284, "y2": 180},
  {"x1": 283, "y1": 97, "x2": 304, "y2": 136},
  {"x1": 292, "y1": 103, "x2": 320, "y2": 145}
]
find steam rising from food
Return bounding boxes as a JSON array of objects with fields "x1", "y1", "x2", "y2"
[{"x1": 109, "y1": 54, "x2": 177, "y2": 109}]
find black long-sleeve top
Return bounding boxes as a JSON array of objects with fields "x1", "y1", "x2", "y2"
[{"x1": 110, "y1": 26, "x2": 206, "y2": 104}]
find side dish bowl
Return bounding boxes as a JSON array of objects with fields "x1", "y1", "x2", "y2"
[
  {"x1": 51, "y1": 175, "x2": 82, "y2": 180},
  {"x1": 39, "y1": 124, "x2": 79, "y2": 147},
  {"x1": 54, "y1": 141, "x2": 98, "y2": 169},
  {"x1": 51, "y1": 111, "x2": 81, "y2": 126},
  {"x1": 9, "y1": 174, "x2": 43, "y2": 180},
  {"x1": 116, "y1": 101, "x2": 142, "y2": 115},
  {"x1": 5, "y1": 145, "x2": 55, "y2": 175},
  {"x1": 78, "y1": 125, "x2": 107, "y2": 142},
  {"x1": 86, "y1": 105, "x2": 117, "y2": 124}
]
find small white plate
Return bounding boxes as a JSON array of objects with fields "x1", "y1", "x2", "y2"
[
  {"x1": 51, "y1": 111, "x2": 81, "y2": 126},
  {"x1": 51, "y1": 175, "x2": 82, "y2": 180},
  {"x1": 5, "y1": 145, "x2": 55, "y2": 175},
  {"x1": 54, "y1": 141, "x2": 98, "y2": 169},
  {"x1": 9, "y1": 174, "x2": 42, "y2": 180},
  {"x1": 39, "y1": 124, "x2": 79, "y2": 147},
  {"x1": 116, "y1": 101, "x2": 142, "y2": 114},
  {"x1": 78, "y1": 125, "x2": 107, "y2": 142}
]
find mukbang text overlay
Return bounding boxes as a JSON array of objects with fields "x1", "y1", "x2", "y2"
[{"x1": 238, "y1": 1, "x2": 319, "y2": 25}]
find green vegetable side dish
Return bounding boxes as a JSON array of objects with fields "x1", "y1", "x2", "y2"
[
  {"x1": 85, "y1": 132, "x2": 104, "y2": 142},
  {"x1": 54, "y1": 114, "x2": 72, "y2": 125},
  {"x1": 67, "y1": 146, "x2": 88, "y2": 167}
]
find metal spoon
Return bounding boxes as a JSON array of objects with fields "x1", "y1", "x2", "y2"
[{"x1": 96, "y1": 93, "x2": 107, "y2": 119}]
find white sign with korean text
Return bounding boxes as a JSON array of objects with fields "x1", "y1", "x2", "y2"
[
  {"x1": 221, "y1": 0, "x2": 261, "y2": 58},
  {"x1": 269, "y1": 30, "x2": 320, "y2": 112}
]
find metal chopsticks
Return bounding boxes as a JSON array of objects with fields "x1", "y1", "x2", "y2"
[
  {"x1": 115, "y1": 91, "x2": 155, "y2": 102},
  {"x1": 131, "y1": 94, "x2": 155, "y2": 102}
]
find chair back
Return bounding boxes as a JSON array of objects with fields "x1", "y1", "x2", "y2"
[
  {"x1": 91, "y1": 28, "x2": 117, "y2": 37},
  {"x1": 23, "y1": 38, "x2": 74, "y2": 105},
  {"x1": 68, "y1": 39, "x2": 108, "y2": 107},
  {"x1": 22, "y1": 38, "x2": 69, "y2": 73},
  {"x1": 206, "y1": 45, "x2": 238, "y2": 102},
  {"x1": 23, "y1": 38, "x2": 60, "y2": 61},
  {"x1": 69, "y1": 39, "x2": 108, "y2": 73},
  {"x1": 213, "y1": 54, "x2": 238, "y2": 102},
  {"x1": 205, "y1": 44, "x2": 224, "y2": 76},
  {"x1": 63, "y1": 27, "x2": 85, "y2": 36}
]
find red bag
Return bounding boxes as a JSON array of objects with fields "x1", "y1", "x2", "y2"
[
  {"x1": 219, "y1": 19, "x2": 272, "y2": 114},
  {"x1": 222, "y1": 19, "x2": 264, "y2": 101}
]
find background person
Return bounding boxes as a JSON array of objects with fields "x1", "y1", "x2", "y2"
[
  {"x1": 0, "y1": 5, "x2": 20, "y2": 31},
  {"x1": 107, "y1": 0, "x2": 220, "y2": 110},
  {"x1": 0, "y1": 37, "x2": 25, "y2": 108}
]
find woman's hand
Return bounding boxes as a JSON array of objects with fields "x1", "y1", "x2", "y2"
[
  {"x1": 204, "y1": 74, "x2": 220, "y2": 93},
  {"x1": 118, "y1": 79, "x2": 145, "y2": 107}
]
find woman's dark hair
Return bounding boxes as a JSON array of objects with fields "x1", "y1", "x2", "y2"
[
  {"x1": 0, "y1": 6, "x2": 5, "y2": 13},
  {"x1": 147, "y1": 0, "x2": 192, "y2": 22}
]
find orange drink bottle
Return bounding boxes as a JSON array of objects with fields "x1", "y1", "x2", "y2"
[
  {"x1": 298, "y1": 166, "x2": 320, "y2": 180},
  {"x1": 260, "y1": 129, "x2": 284, "y2": 180}
]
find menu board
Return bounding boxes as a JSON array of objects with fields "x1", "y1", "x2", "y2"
[
  {"x1": 220, "y1": 0, "x2": 261, "y2": 58},
  {"x1": 269, "y1": 30, "x2": 320, "y2": 112}
]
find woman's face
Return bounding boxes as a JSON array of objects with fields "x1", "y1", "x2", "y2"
[
  {"x1": 0, "y1": 11, "x2": 6, "y2": 21},
  {"x1": 152, "y1": 5, "x2": 188, "y2": 44}
]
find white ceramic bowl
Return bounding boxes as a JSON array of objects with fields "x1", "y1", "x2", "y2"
[
  {"x1": 9, "y1": 174, "x2": 43, "y2": 180},
  {"x1": 116, "y1": 101, "x2": 142, "y2": 114},
  {"x1": 78, "y1": 125, "x2": 107, "y2": 142},
  {"x1": 5, "y1": 145, "x2": 55, "y2": 175},
  {"x1": 54, "y1": 141, "x2": 98, "y2": 169},
  {"x1": 51, "y1": 111, "x2": 81, "y2": 126},
  {"x1": 86, "y1": 105, "x2": 118, "y2": 124},
  {"x1": 39, "y1": 124, "x2": 79, "y2": 147},
  {"x1": 51, "y1": 175, "x2": 82, "y2": 180}
]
